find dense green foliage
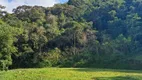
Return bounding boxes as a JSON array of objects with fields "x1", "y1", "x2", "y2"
[{"x1": 0, "y1": 0, "x2": 142, "y2": 70}]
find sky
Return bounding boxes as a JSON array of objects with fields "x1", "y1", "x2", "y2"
[{"x1": 0, "y1": 0, "x2": 68, "y2": 13}]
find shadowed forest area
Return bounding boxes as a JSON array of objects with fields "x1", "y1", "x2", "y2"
[{"x1": 0, "y1": 0, "x2": 142, "y2": 71}]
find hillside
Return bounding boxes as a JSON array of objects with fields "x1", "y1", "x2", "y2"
[{"x1": 0, "y1": 0, "x2": 142, "y2": 70}]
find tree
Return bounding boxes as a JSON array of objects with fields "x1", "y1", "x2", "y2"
[
  {"x1": 0, "y1": 5, "x2": 6, "y2": 18},
  {"x1": 0, "y1": 21, "x2": 22, "y2": 70}
]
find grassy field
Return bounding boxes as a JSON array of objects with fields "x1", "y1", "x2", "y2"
[{"x1": 0, "y1": 68, "x2": 142, "y2": 80}]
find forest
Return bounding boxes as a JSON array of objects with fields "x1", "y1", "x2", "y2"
[{"x1": 0, "y1": 0, "x2": 142, "y2": 71}]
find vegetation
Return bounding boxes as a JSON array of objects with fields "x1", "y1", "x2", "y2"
[
  {"x1": 0, "y1": 0, "x2": 142, "y2": 70},
  {"x1": 0, "y1": 68, "x2": 142, "y2": 80}
]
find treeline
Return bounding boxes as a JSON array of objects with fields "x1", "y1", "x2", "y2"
[{"x1": 0, "y1": 0, "x2": 142, "y2": 70}]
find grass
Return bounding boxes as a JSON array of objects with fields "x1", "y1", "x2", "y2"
[{"x1": 0, "y1": 68, "x2": 142, "y2": 80}]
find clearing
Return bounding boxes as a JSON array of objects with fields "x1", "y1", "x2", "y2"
[{"x1": 0, "y1": 68, "x2": 142, "y2": 80}]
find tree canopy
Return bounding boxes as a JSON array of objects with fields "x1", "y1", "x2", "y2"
[{"x1": 0, "y1": 0, "x2": 142, "y2": 70}]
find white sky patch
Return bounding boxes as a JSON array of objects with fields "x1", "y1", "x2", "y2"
[{"x1": 0, "y1": 0, "x2": 60, "y2": 13}]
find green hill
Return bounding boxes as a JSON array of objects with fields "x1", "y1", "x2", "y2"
[{"x1": 1, "y1": 0, "x2": 142, "y2": 70}]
